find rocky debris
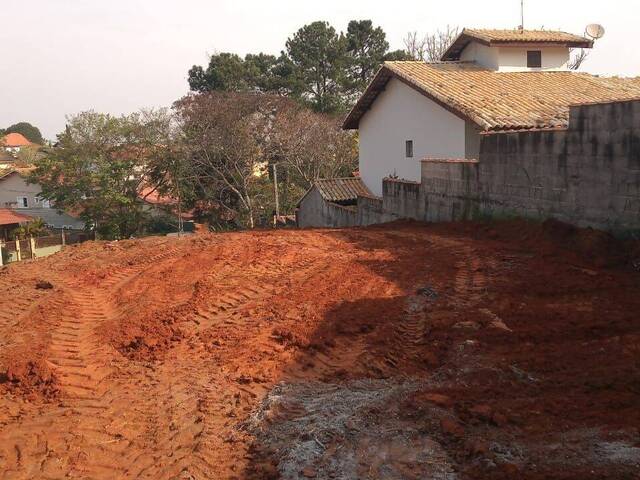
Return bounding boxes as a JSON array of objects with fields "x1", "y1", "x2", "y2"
[
  {"x1": 35, "y1": 280, "x2": 53, "y2": 290},
  {"x1": 247, "y1": 380, "x2": 457, "y2": 480}
]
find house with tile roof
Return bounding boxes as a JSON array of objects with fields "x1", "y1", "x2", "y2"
[
  {"x1": 1, "y1": 133, "x2": 35, "y2": 156},
  {"x1": 344, "y1": 28, "x2": 640, "y2": 196},
  {"x1": 0, "y1": 170, "x2": 84, "y2": 230},
  {"x1": 0, "y1": 208, "x2": 32, "y2": 241}
]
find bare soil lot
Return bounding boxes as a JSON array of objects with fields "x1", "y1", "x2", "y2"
[{"x1": 0, "y1": 220, "x2": 639, "y2": 479}]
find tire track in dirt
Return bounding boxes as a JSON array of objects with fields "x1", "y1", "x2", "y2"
[
  {"x1": 0, "y1": 240, "x2": 188, "y2": 480},
  {"x1": 122, "y1": 253, "x2": 318, "y2": 479}
]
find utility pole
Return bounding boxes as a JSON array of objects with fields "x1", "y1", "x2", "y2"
[{"x1": 272, "y1": 163, "x2": 280, "y2": 227}]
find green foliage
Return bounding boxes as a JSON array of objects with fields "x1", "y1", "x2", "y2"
[
  {"x1": 384, "y1": 49, "x2": 414, "y2": 61},
  {"x1": 29, "y1": 110, "x2": 182, "y2": 240},
  {"x1": 188, "y1": 19, "x2": 411, "y2": 113},
  {"x1": 188, "y1": 53, "x2": 248, "y2": 92},
  {"x1": 12, "y1": 218, "x2": 48, "y2": 239},
  {"x1": 4, "y1": 122, "x2": 44, "y2": 144},
  {"x1": 344, "y1": 20, "x2": 389, "y2": 96},
  {"x1": 145, "y1": 214, "x2": 180, "y2": 235},
  {"x1": 188, "y1": 52, "x2": 294, "y2": 96},
  {"x1": 285, "y1": 21, "x2": 347, "y2": 113}
]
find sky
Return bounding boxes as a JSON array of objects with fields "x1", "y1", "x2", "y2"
[{"x1": 1, "y1": 0, "x2": 639, "y2": 140}]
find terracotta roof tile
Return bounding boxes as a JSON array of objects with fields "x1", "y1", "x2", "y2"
[
  {"x1": 464, "y1": 28, "x2": 590, "y2": 44},
  {"x1": 343, "y1": 62, "x2": 640, "y2": 131},
  {"x1": 1, "y1": 133, "x2": 34, "y2": 147},
  {"x1": 313, "y1": 177, "x2": 372, "y2": 203},
  {"x1": 0, "y1": 208, "x2": 32, "y2": 226},
  {"x1": 442, "y1": 28, "x2": 593, "y2": 61}
]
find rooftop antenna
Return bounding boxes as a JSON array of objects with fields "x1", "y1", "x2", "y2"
[
  {"x1": 585, "y1": 23, "x2": 606, "y2": 40},
  {"x1": 519, "y1": 0, "x2": 525, "y2": 31}
]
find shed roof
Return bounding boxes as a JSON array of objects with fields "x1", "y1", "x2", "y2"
[
  {"x1": 0, "y1": 208, "x2": 32, "y2": 226},
  {"x1": 442, "y1": 28, "x2": 593, "y2": 61},
  {"x1": 343, "y1": 61, "x2": 640, "y2": 132},
  {"x1": 314, "y1": 177, "x2": 372, "y2": 202},
  {"x1": 298, "y1": 177, "x2": 373, "y2": 207}
]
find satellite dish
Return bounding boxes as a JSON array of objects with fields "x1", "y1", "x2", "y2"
[{"x1": 585, "y1": 24, "x2": 605, "y2": 40}]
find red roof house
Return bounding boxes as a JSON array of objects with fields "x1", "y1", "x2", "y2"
[{"x1": 1, "y1": 133, "x2": 34, "y2": 148}]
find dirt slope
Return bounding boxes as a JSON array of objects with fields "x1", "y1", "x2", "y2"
[{"x1": 0, "y1": 221, "x2": 638, "y2": 479}]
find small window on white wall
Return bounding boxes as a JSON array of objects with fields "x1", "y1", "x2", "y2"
[
  {"x1": 405, "y1": 140, "x2": 414, "y2": 158},
  {"x1": 16, "y1": 196, "x2": 28, "y2": 208},
  {"x1": 527, "y1": 50, "x2": 542, "y2": 68}
]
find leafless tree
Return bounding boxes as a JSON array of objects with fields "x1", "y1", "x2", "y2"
[
  {"x1": 403, "y1": 26, "x2": 460, "y2": 62},
  {"x1": 267, "y1": 101, "x2": 357, "y2": 187},
  {"x1": 403, "y1": 32, "x2": 428, "y2": 62},
  {"x1": 175, "y1": 92, "x2": 357, "y2": 228},
  {"x1": 176, "y1": 93, "x2": 273, "y2": 228},
  {"x1": 568, "y1": 48, "x2": 589, "y2": 70}
]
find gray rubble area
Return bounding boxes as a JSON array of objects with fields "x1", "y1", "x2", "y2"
[{"x1": 245, "y1": 379, "x2": 458, "y2": 480}]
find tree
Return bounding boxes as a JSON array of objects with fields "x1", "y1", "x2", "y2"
[
  {"x1": 176, "y1": 93, "x2": 276, "y2": 228},
  {"x1": 344, "y1": 20, "x2": 389, "y2": 96},
  {"x1": 403, "y1": 26, "x2": 459, "y2": 62},
  {"x1": 568, "y1": 49, "x2": 589, "y2": 70},
  {"x1": 384, "y1": 49, "x2": 414, "y2": 62},
  {"x1": 12, "y1": 218, "x2": 48, "y2": 239},
  {"x1": 188, "y1": 53, "x2": 249, "y2": 92},
  {"x1": 285, "y1": 21, "x2": 347, "y2": 113},
  {"x1": 175, "y1": 92, "x2": 358, "y2": 228},
  {"x1": 4, "y1": 122, "x2": 44, "y2": 144},
  {"x1": 30, "y1": 110, "x2": 180, "y2": 239},
  {"x1": 187, "y1": 19, "x2": 419, "y2": 110},
  {"x1": 267, "y1": 101, "x2": 357, "y2": 186}
]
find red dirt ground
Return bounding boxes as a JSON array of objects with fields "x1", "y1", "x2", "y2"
[{"x1": 0, "y1": 220, "x2": 638, "y2": 479}]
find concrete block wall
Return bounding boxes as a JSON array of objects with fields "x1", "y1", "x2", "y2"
[
  {"x1": 322, "y1": 202, "x2": 358, "y2": 228},
  {"x1": 476, "y1": 99, "x2": 640, "y2": 232},
  {"x1": 382, "y1": 179, "x2": 422, "y2": 220},
  {"x1": 357, "y1": 195, "x2": 397, "y2": 226},
  {"x1": 422, "y1": 160, "x2": 480, "y2": 222},
  {"x1": 297, "y1": 188, "x2": 358, "y2": 228},
  {"x1": 360, "y1": 99, "x2": 640, "y2": 233}
]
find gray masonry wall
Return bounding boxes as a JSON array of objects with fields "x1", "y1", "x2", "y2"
[
  {"x1": 354, "y1": 99, "x2": 640, "y2": 234},
  {"x1": 476, "y1": 99, "x2": 640, "y2": 232},
  {"x1": 297, "y1": 188, "x2": 358, "y2": 228}
]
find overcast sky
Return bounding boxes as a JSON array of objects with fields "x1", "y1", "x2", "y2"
[{"x1": 1, "y1": 0, "x2": 639, "y2": 140}]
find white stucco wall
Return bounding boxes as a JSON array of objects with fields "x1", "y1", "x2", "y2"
[
  {"x1": 460, "y1": 41, "x2": 570, "y2": 71},
  {"x1": 358, "y1": 78, "x2": 466, "y2": 196},
  {"x1": 497, "y1": 46, "x2": 569, "y2": 71},
  {"x1": 460, "y1": 43, "x2": 500, "y2": 69}
]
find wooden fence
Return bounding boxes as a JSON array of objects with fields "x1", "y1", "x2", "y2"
[{"x1": 0, "y1": 232, "x2": 90, "y2": 265}]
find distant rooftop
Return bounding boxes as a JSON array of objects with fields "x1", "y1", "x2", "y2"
[
  {"x1": 0, "y1": 208, "x2": 32, "y2": 226},
  {"x1": 1, "y1": 133, "x2": 34, "y2": 148},
  {"x1": 442, "y1": 28, "x2": 593, "y2": 61}
]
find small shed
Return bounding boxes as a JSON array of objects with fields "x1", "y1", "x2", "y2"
[{"x1": 296, "y1": 177, "x2": 372, "y2": 228}]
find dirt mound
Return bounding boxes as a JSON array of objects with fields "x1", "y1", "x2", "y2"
[
  {"x1": 2, "y1": 357, "x2": 58, "y2": 399},
  {"x1": 0, "y1": 221, "x2": 639, "y2": 479}
]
